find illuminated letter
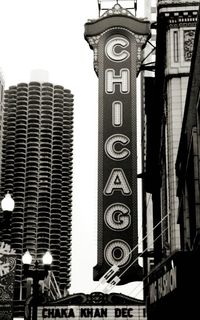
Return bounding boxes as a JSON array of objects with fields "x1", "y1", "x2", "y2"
[
  {"x1": 104, "y1": 168, "x2": 132, "y2": 195},
  {"x1": 104, "y1": 203, "x2": 131, "y2": 231},
  {"x1": 105, "y1": 69, "x2": 130, "y2": 94},
  {"x1": 105, "y1": 36, "x2": 130, "y2": 62},
  {"x1": 104, "y1": 240, "x2": 131, "y2": 266},
  {"x1": 105, "y1": 134, "x2": 130, "y2": 161},
  {"x1": 112, "y1": 101, "x2": 123, "y2": 127}
]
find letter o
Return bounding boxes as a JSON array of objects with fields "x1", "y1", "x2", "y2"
[{"x1": 104, "y1": 240, "x2": 132, "y2": 267}]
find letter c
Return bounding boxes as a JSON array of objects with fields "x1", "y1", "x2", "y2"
[
  {"x1": 105, "y1": 36, "x2": 130, "y2": 62},
  {"x1": 105, "y1": 134, "x2": 130, "y2": 161}
]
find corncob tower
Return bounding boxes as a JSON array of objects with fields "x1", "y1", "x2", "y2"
[{"x1": 0, "y1": 80, "x2": 73, "y2": 314}]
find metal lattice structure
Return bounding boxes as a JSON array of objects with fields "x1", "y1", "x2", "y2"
[{"x1": 97, "y1": 0, "x2": 137, "y2": 16}]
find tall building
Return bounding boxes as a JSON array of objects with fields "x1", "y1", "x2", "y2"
[
  {"x1": 144, "y1": 0, "x2": 199, "y2": 261},
  {"x1": 0, "y1": 81, "x2": 73, "y2": 316},
  {"x1": 143, "y1": 0, "x2": 200, "y2": 319},
  {"x1": 159, "y1": 0, "x2": 199, "y2": 254},
  {"x1": 0, "y1": 73, "x2": 4, "y2": 184}
]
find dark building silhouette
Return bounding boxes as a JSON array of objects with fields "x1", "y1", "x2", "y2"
[
  {"x1": 143, "y1": 1, "x2": 200, "y2": 319},
  {"x1": 0, "y1": 81, "x2": 73, "y2": 316},
  {"x1": 176, "y1": 5, "x2": 200, "y2": 254}
]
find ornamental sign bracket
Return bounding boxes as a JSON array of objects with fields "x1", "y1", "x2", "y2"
[{"x1": 85, "y1": 4, "x2": 151, "y2": 75}]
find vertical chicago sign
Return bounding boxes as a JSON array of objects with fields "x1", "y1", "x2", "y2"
[{"x1": 85, "y1": 4, "x2": 150, "y2": 284}]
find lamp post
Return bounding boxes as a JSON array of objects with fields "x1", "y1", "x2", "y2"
[
  {"x1": 1, "y1": 191, "x2": 15, "y2": 244},
  {"x1": 1, "y1": 191, "x2": 15, "y2": 212},
  {"x1": 22, "y1": 250, "x2": 53, "y2": 320}
]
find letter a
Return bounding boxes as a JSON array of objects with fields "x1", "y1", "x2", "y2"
[{"x1": 104, "y1": 168, "x2": 132, "y2": 195}]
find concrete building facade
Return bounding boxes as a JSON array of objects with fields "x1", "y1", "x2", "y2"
[
  {"x1": 0, "y1": 81, "x2": 73, "y2": 316},
  {"x1": 144, "y1": 0, "x2": 199, "y2": 264},
  {"x1": 161, "y1": 0, "x2": 199, "y2": 252},
  {"x1": 144, "y1": 1, "x2": 200, "y2": 319}
]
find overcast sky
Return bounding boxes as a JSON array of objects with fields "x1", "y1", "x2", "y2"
[{"x1": 0, "y1": 0, "x2": 145, "y2": 299}]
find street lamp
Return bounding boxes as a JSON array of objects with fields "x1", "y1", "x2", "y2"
[
  {"x1": 22, "y1": 250, "x2": 53, "y2": 320},
  {"x1": 42, "y1": 250, "x2": 53, "y2": 266},
  {"x1": 1, "y1": 191, "x2": 15, "y2": 244},
  {"x1": 1, "y1": 191, "x2": 15, "y2": 212},
  {"x1": 22, "y1": 250, "x2": 33, "y2": 265}
]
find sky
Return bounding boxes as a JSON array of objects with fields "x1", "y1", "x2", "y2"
[{"x1": 0, "y1": 0, "x2": 145, "y2": 299}]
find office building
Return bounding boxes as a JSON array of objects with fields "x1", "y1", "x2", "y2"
[
  {"x1": 143, "y1": 0, "x2": 200, "y2": 319},
  {"x1": 144, "y1": 0, "x2": 199, "y2": 262}
]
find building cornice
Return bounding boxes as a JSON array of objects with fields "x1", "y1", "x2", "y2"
[
  {"x1": 158, "y1": 6, "x2": 198, "y2": 29},
  {"x1": 158, "y1": 0, "x2": 200, "y2": 7},
  {"x1": 158, "y1": 0, "x2": 199, "y2": 25}
]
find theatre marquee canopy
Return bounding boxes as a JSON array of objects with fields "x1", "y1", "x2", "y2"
[{"x1": 35, "y1": 292, "x2": 146, "y2": 320}]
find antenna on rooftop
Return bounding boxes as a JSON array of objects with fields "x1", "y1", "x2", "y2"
[{"x1": 97, "y1": 0, "x2": 137, "y2": 17}]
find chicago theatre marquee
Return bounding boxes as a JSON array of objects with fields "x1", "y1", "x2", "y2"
[{"x1": 84, "y1": 3, "x2": 150, "y2": 286}]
